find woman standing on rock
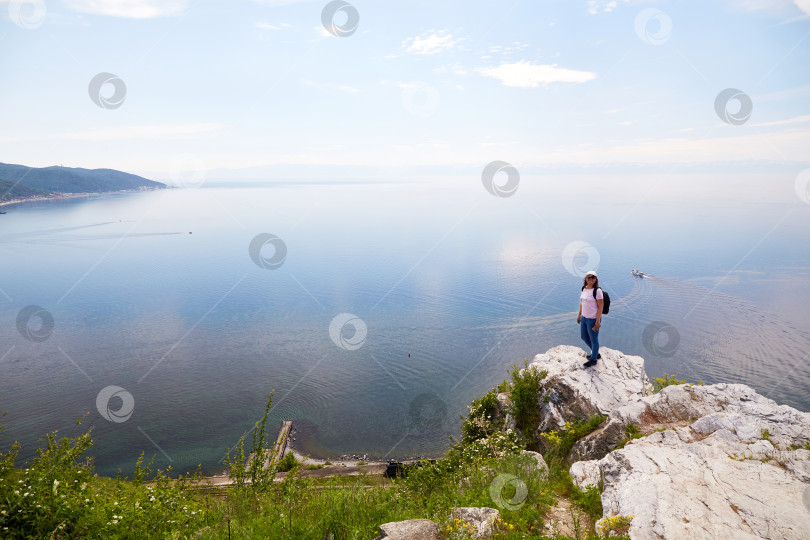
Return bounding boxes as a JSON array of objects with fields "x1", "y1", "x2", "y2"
[{"x1": 577, "y1": 270, "x2": 603, "y2": 368}]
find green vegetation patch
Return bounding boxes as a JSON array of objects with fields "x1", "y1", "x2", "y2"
[
  {"x1": 616, "y1": 424, "x2": 643, "y2": 449},
  {"x1": 651, "y1": 372, "x2": 705, "y2": 393},
  {"x1": 507, "y1": 360, "x2": 548, "y2": 449},
  {"x1": 275, "y1": 452, "x2": 298, "y2": 473},
  {"x1": 1, "y1": 370, "x2": 621, "y2": 538},
  {"x1": 541, "y1": 415, "x2": 607, "y2": 466},
  {"x1": 651, "y1": 373, "x2": 686, "y2": 392}
]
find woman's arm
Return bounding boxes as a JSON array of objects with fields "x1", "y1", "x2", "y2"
[
  {"x1": 577, "y1": 302, "x2": 582, "y2": 323},
  {"x1": 594, "y1": 299, "x2": 603, "y2": 330}
]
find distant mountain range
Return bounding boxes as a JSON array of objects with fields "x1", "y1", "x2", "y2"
[{"x1": 0, "y1": 162, "x2": 165, "y2": 202}]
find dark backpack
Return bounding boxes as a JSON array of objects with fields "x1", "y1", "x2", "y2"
[
  {"x1": 595, "y1": 287, "x2": 610, "y2": 314},
  {"x1": 582, "y1": 286, "x2": 611, "y2": 314}
]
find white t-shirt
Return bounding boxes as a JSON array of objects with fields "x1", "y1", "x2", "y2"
[{"x1": 580, "y1": 287, "x2": 603, "y2": 319}]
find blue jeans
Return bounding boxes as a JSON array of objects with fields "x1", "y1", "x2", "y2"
[{"x1": 580, "y1": 317, "x2": 599, "y2": 360}]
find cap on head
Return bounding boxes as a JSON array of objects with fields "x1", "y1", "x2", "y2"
[{"x1": 585, "y1": 270, "x2": 598, "y2": 277}]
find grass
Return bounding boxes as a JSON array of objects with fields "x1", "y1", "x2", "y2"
[
  {"x1": 0, "y1": 433, "x2": 558, "y2": 538},
  {"x1": 1, "y1": 374, "x2": 635, "y2": 539}
]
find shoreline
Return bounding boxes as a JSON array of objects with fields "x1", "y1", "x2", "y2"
[
  {"x1": 284, "y1": 424, "x2": 439, "y2": 468},
  {"x1": 0, "y1": 187, "x2": 163, "y2": 208},
  {"x1": 285, "y1": 432, "x2": 388, "y2": 469}
]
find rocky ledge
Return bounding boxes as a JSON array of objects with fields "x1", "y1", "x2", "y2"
[{"x1": 526, "y1": 345, "x2": 810, "y2": 540}]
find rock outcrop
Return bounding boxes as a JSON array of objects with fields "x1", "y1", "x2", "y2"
[
  {"x1": 528, "y1": 345, "x2": 810, "y2": 539},
  {"x1": 519, "y1": 450, "x2": 548, "y2": 478},
  {"x1": 449, "y1": 507, "x2": 500, "y2": 538},
  {"x1": 571, "y1": 381, "x2": 810, "y2": 462},
  {"x1": 528, "y1": 345, "x2": 653, "y2": 435},
  {"x1": 569, "y1": 459, "x2": 600, "y2": 490},
  {"x1": 375, "y1": 519, "x2": 443, "y2": 540},
  {"x1": 594, "y1": 427, "x2": 810, "y2": 539}
]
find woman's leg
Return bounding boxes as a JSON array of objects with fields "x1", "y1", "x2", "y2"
[
  {"x1": 587, "y1": 320, "x2": 600, "y2": 361},
  {"x1": 580, "y1": 318, "x2": 592, "y2": 351}
]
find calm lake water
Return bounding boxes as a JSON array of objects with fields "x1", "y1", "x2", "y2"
[{"x1": 2, "y1": 176, "x2": 809, "y2": 476}]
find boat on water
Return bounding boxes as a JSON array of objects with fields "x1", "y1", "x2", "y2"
[{"x1": 631, "y1": 268, "x2": 646, "y2": 278}]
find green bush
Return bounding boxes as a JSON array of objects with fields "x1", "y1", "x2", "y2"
[
  {"x1": 508, "y1": 360, "x2": 547, "y2": 449},
  {"x1": 461, "y1": 389, "x2": 503, "y2": 444},
  {"x1": 276, "y1": 452, "x2": 298, "y2": 473},
  {"x1": 541, "y1": 415, "x2": 606, "y2": 465},
  {"x1": 572, "y1": 483, "x2": 603, "y2": 520},
  {"x1": 651, "y1": 373, "x2": 685, "y2": 392},
  {"x1": 0, "y1": 417, "x2": 209, "y2": 539},
  {"x1": 223, "y1": 393, "x2": 278, "y2": 493}
]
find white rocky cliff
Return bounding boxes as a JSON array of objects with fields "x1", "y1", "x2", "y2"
[{"x1": 526, "y1": 345, "x2": 810, "y2": 540}]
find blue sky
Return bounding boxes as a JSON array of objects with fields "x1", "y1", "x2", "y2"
[{"x1": 1, "y1": 0, "x2": 809, "y2": 182}]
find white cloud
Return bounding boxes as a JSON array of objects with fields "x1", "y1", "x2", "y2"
[
  {"x1": 487, "y1": 43, "x2": 530, "y2": 54},
  {"x1": 63, "y1": 0, "x2": 188, "y2": 18},
  {"x1": 752, "y1": 114, "x2": 810, "y2": 127},
  {"x1": 754, "y1": 83, "x2": 810, "y2": 102},
  {"x1": 587, "y1": 0, "x2": 624, "y2": 15},
  {"x1": 403, "y1": 31, "x2": 462, "y2": 55},
  {"x1": 478, "y1": 61, "x2": 597, "y2": 87},
  {"x1": 728, "y1": 0, "x2": 810, "y2": 16},
  {"x1": 249, "y1": 0, "x2": 312, "y2": 5},
  {"x1": 256, "y1": 22, "x2": 290, "y2": 30},
  {"x1": 0, "y1": 123, "x2": 224, "y2": 143},
  {"x1": 433, "y1": 63, "x2": 469, "y2": 76},
  {"x1": 301, "y1": 79, "x2": 359, "y2": 93}
]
